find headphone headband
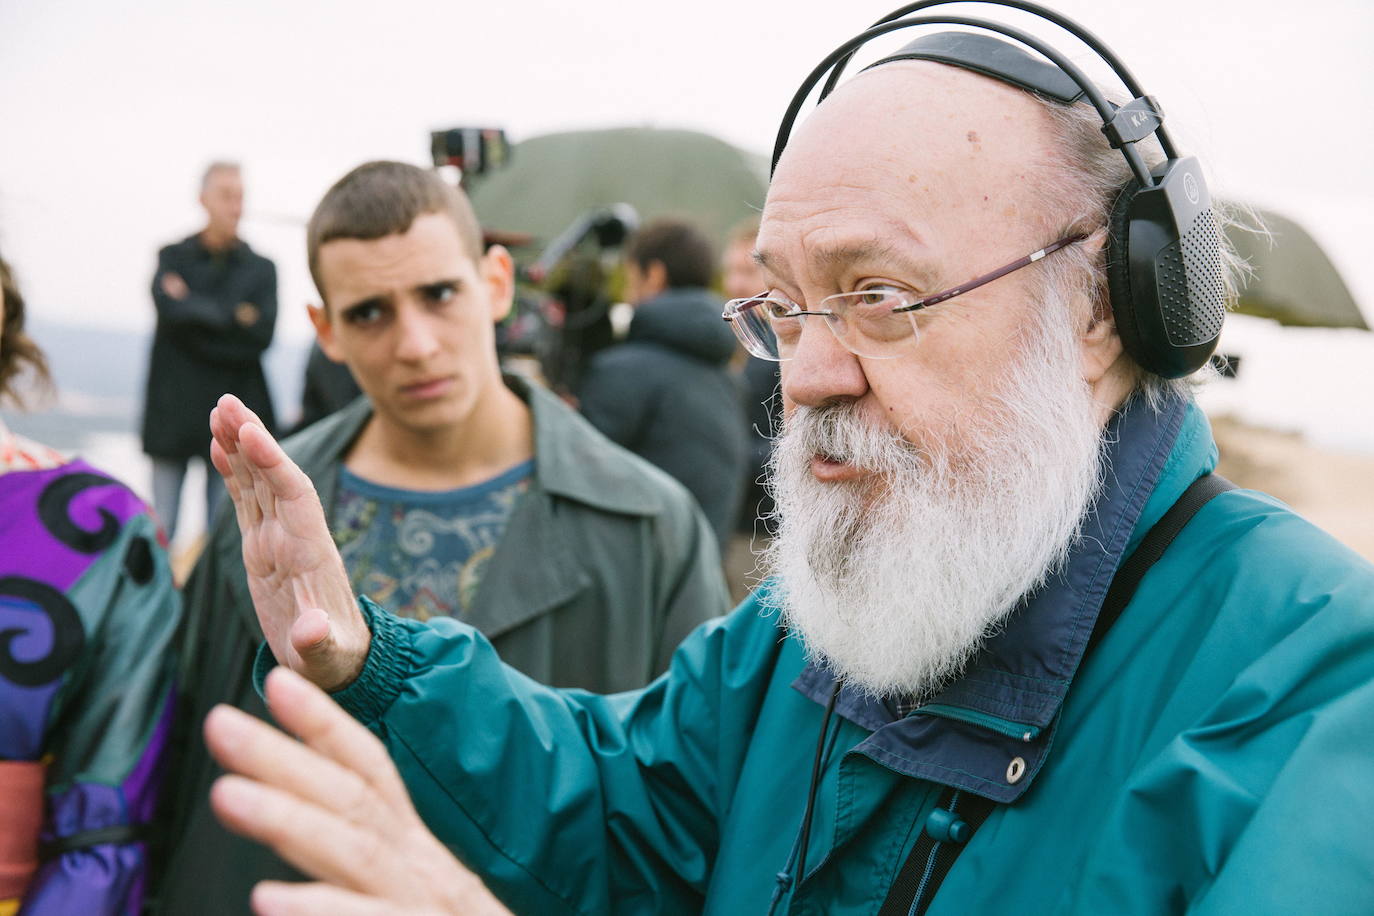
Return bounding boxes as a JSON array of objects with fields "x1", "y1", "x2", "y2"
[{"x1": 771, "y1": 10, "x2": 1162, "y2": 187}]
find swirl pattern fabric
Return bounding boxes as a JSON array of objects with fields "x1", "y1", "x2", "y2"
[{"x1": 0, "y1": 436, "x2": 181, "y2": 916}]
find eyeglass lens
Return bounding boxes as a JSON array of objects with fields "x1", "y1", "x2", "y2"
[{"x1": 727, "y1": 291, "x2": 919, "y2": 361}]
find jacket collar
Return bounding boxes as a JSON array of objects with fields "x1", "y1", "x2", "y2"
[
  {"x1": 793, "y1": 393, "x2": 1217, "y2": 802},
  {"x1": 185, "y1": 232, "x2": 247, "y2": 258},
  {"x1": 282, "y1": 374, "x2": 664, "y2": 518},
  {"x1": 517, "y1": 376, "x2": 664, "y2": 516}
]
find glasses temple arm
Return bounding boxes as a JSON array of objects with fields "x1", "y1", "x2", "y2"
[{"x1": 894, "y1": 233, "x2": 1088, "y2": 312}]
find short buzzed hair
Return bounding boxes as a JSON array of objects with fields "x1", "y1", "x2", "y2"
[
  {"x1": 201, "y1": 161, "x2": 240, "y2": 190},
  {"x1": 626, "y1": 218, "x2": 716, "y2": 289},
  {"x1": 306, "y1": 161, "x2": 484, "y2": 303}
]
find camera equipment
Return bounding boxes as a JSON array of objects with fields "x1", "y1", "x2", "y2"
[
  {"x1": 770, "y1": 0, "x2": 1227, "y2": 379},
  {"x1": 429, "y1": 127, "x2": 512, "y2": 182},
  {"x1": 527, "y1": 204, "x2": 639, "y2": 284},
  {"x1": 528, "y1": 204, "x2": 641, "y2": 395}
]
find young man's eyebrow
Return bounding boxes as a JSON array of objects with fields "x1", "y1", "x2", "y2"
[
  {"x1": 338, "y1": 293, "x2": 390, "y2": 315},
  {"x1": 413, "y1": 277, "x2": 465, "y2": 295}
]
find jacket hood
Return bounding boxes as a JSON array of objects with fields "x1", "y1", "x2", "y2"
[{"x1": 628, "y1": 288, "x2": 738, "y2": 366}]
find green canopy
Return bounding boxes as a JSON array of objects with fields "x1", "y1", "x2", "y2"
[
  {"x1": 1225, "y1": 205, "x2": 1367, "y2": 330},
  {"x1": 466, "y1": 127, "x2": 768, "y2": 250}
]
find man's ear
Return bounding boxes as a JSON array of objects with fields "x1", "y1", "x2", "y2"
[
  {"x1": 644, "y1": 260, "x2": 669, "y2": 300},
  {"x1": 481, "y1": 245, "x2": 515, "y2": 323},
  {"x1": 1074, "y1": 228, "x2": 1126, "y2": 386},
  {"x1": 308, "y1": 304, "x2": 346, "y2": 363},
  {"x1": 1080, "y1": 303, "x2": 1126, "y2": 385}
]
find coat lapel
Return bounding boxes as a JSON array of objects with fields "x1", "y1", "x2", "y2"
[{"x1": 463, "y1": 487, "x2": 592, "y2": 638}]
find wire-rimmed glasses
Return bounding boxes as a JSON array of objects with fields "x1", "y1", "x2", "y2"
[{"x1": 722, "y1": 233, "x2": 1087, "y2": 361}]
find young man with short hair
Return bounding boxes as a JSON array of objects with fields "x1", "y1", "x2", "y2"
[{"x1": 155, "y1": 162, "x2": 727, "y2": 914}]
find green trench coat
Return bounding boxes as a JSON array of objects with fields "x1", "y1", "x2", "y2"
[
  {"x1": 153, "y1": 376, "x2": 729, "y2": 913},
  {"x1": 312, "y1": 403, "x2": 1374, "y2": 915}
]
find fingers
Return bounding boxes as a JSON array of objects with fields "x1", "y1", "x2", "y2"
[
  {"x1": 251, "y1": 882, "x2": 426, "y2": 916},
  {"x1": 211, "y1": 394, "x2": 318, "y2": 525},
  {"x1": 262, "y1": 668, "x2": 415, "y2": 812},
  {"x1": 239, "y1": 422, "x2": 317, "y2": 505},
  {"x1": 204, "y1": 702, "x2": 374, "y2": 823},
  {"x1": 211, "y1": 400, "x2": 265, "y2": 527},
  {"x1": 207, "y1": 674, "x2": 508, "y2": 914},
  {"x1": 209, "y1": 393, "x2": 258, "y2": 457},
  {"x1": 210, "y1": 439, "x2": 240, "y2": 500},
  {"x1": 210, "y1": 774, "x2": 387, "y2": 892}
]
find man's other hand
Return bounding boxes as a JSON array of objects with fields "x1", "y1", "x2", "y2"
[
  {"x1": 235, "y1": 302, "x2": 262, "y2": 326},
  {"x1": 161, "y1": 272, "x2": 190, "y2": 300},
  {"x1": 206, "y1": 668, "x2": 512, "y2": 916},
  {"x1": 209, "y1": 393, "x2": 369, "y2": 691}
]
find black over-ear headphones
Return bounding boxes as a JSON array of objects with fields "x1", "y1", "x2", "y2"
[{"x1": 770, "y1": 0, "x2": 1226, "y2": 379}]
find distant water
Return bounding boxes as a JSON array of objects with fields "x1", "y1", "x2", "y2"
[{"x1": 5, "y1": 320, "x2": 311, "y2": 550}]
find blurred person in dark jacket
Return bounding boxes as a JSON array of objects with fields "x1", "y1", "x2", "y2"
[
  {"x1": 721, "y1": 217, "x2": 780, "y2": 596},
  {"x1": 141, "y1": 162, "x2": 277, "y2": 538},
  {"x1": 295, "y1": 341, "x2": 361, "y2": 433},
  {"x1": 723, "y1": 217, "x2": 781, "y2": 532},
  {"x1": 579, "y1": 219, "x2": 748, "y2": 548}
]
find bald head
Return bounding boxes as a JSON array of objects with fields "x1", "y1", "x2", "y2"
[{"x1": 762, "y1": 62, "x2": 1063, "y2": 287}]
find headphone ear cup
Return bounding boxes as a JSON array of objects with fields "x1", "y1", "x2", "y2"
[
  {"x1": 1104, "y1": 179, "x2": 1146, "y2": 368},
  {"x1": 1104, "y1": 157, "x2": 1225, "y2": 379}
]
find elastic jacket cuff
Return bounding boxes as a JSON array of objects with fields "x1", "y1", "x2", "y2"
[{"x1": 252, "y1": 595, "x2": 413, "y2": 726}]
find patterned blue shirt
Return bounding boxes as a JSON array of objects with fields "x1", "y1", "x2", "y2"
[{"x1": 332, "y1": 460, "x2": 534, "y2": 621}]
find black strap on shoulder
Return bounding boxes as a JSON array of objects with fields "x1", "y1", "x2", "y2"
[
  {"x1": 878, "y1": 473, "x2": 1235, "y2": 916},
  {"x1": 1085, "y1": 473, "x2": 1235, "y2": 656},
  {"x1": 877, "y1": 788, "x2": 998, "y2": 916}
]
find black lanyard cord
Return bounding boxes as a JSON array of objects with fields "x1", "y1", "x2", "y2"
[{"x1": 767, "y1": 677, "x2": 844, "y2": 915}]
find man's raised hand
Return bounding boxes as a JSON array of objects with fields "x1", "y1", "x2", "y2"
[
  {"x1": 209, "y1": 393, "x2": 370, "y2": 690},
  {"x1": 206, "y1": 668, "x2": 511, "y2": 915}
]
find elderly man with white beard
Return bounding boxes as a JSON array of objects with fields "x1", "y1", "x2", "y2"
[{"x1": 195, "y1": 19, "x2": 1374, "y2": 916}]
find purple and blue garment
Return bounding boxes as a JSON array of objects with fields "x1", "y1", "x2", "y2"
[{"x1": 1, "y1": 431, "x2": 181, "y2": 916}]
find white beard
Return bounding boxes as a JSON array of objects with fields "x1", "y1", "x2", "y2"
[{"x1": 761, "y1": 305, "x2": 1106, "y2": 700}]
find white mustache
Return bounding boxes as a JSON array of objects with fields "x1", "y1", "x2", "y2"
[{"x1": 786, "y1": 404, "x2": 924, "y2": 473}]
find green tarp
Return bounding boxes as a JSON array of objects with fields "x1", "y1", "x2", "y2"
[{"x1": 466, "y1": 126, "x2": 767, "y2": 250}]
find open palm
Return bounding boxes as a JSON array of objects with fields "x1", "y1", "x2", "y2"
[{"x1": 210, "y1": 394, "x2": 369, "y2": 690}]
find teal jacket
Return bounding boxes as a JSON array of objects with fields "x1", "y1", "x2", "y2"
[{"x1": 313, "y1": 397, "x2": 1374, "y2": 914}]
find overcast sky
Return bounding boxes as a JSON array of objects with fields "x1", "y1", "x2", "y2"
[{"x1": 1, "y1": 0, "x2": 1371, "y2": 346}]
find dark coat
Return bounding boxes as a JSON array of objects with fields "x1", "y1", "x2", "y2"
[
  {"x1": 735, "y1": 355, "x2": 781, "y2": 533},
  {"x1": 152, "y1": 376, "x2": 728, "y2": 914},
  {"x1": 294, "y1": 342, "x2": 361, "y2": 433},
  {"x1": 141, "y1": 234, "x2": 277, "y2": 459},
  {"x1": 579, "y1": 287, "x2": 747, "y2": 547}
]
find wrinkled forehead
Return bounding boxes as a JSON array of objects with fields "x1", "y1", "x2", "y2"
[{"x1": 758, "y1": 62, "x2": 1057, "y2": 284}]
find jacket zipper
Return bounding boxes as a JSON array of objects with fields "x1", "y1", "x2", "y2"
[{"x1": 910, "y1": 703, "x2": 1040, "y2": 742}]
